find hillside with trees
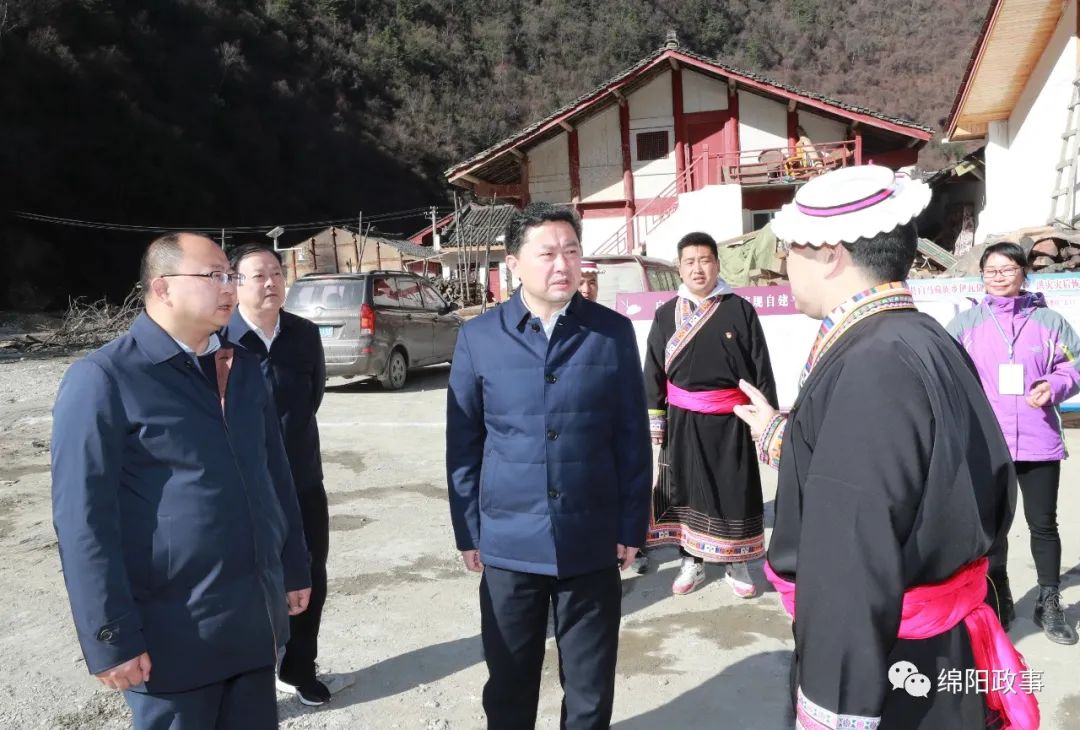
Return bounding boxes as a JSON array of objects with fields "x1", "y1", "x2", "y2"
[{"x1": 0, "y1": 0, "x2": 987, "y2": 306}]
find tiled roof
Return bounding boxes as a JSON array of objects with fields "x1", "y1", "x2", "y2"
[
  {"x1": 374, "y1": 236, "x2": 439, "y2": 259},
  {"x1": 446, "y1": 44, "x2": 933, "y2": 180},
  {"x1": 440, "y1": 204, "x2": 518, "y2": 248}
]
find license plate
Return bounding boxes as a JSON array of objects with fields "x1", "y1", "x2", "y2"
[{"x1": 319, "y1": 326, "x2": 333, "y2": 338}]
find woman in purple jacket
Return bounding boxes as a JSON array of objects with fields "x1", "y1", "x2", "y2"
[{"x1": 948, "y1": 241, "x2": 1080, "y2": 645}]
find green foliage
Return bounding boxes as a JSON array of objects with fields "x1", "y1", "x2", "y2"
[{"x1": 0, "y1": 0, "x2": 985, "y2": 306}]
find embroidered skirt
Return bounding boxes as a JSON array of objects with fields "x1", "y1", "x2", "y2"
[{"x1": 646, "y1": 406, "x2": 765, "y2": 562}]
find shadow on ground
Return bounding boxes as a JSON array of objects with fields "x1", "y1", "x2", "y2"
[
  {"x1": 613, "y1": 650, "x2": 792, "y2": 729},
  {"x1": 324, "y1": 365, "x2": 450, "y2": 394}
]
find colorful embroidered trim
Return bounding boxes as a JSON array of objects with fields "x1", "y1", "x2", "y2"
[
  {"x1": 646, "y1": 521, "x2": 765, "y2": 562},
  {"x1": 648, "y1": 409, "x2": 666, "y2": 438},
  {"x1": 664, "y1": 294, "x2": 723, "y2": 371},
  {"x1": 800, "y1": 282, "x2": 916, "y2": 389},
  {"x1": 756, "y1": 413, "x2": 786, "y2": 469},
  {"x1": 796, "y1": 687, "x2": 880, "y2": 730}
]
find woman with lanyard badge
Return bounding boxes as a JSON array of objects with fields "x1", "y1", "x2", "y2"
[{"x1": 948, "y1": 241, "x2": 1080, "y2": 645}]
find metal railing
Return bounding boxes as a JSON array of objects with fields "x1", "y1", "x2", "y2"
[
  {"x1": 590, "y1": 140, "x2": 856, "y2": 256},
  {"x1": 592, "y1": 152, "x2": 707, "y2": 256},
  {"x1": 712, "y1": 139, "x2": 857, "y2": 186}
]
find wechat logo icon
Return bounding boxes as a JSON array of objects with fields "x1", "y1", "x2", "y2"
[{"x1": 889, "y1": 661, "x2": 932, "y2": 698}]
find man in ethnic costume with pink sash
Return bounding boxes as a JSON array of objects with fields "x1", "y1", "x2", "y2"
[
  {"x1": 643, "y1": 232, "x2": 777, "y2": 596},
  {"x1": 734, "y1": 166, "x2": 1038, "y2": 729}
]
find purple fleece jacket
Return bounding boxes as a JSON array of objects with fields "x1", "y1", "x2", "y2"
[{"x1": 947, "y1": 292, "x2": 1080, "y2": 461}]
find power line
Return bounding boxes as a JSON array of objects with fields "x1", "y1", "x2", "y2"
[{"x1": 10, "y1": 207, "x2": 453, "y2": 234}]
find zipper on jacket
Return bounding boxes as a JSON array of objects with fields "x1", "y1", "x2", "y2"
[{"x1": 199, "y1": 359, "x2": 281, "y2": 665}]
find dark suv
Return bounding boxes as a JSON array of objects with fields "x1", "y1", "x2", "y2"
[{"x1": 284, "y1": 272, "x2": 461, "y2": 389}]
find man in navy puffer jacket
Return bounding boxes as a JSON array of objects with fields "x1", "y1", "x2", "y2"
[{"x1": 447, "y1": 202, "x2": 652, "y2": 729}]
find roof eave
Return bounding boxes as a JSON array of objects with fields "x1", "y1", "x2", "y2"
[
  {"x1": 448, "y1": 47, "x2": 933, "y2": 184},
  {"x1": 446, "y1": 49, "x2": 667, "y2": 183},
  {"x1": 669, "y1": 50, "x2": 933, "y2": 141},
  {"x1": 944, "y1": 0, "x2": 1005, "y2": 141}
]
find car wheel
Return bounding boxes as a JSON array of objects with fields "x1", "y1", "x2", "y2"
[{"x1": 379, "y1": 349, "x2": 408, "y2": 390}]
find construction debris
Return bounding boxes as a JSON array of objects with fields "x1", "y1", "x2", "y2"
[{"x1": 946, "y1": 227, "x2": 1080, "y2": 278}]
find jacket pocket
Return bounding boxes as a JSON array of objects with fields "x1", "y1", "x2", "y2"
[
  {"x1": 479, "y1": 451, "x2": 500, "y2": 511},
  {"x1": 129, "y1": 515, "x2": 171, "y2": 593}
]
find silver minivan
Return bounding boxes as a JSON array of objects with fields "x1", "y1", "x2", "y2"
[
  {"x1": 284, "y1": 272, "x2": 461, "y2": 389},
  {"x1": 589, "y1": 255, "x2": 681, "y2": 309}
]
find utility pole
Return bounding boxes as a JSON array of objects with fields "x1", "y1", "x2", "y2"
[{"x1": 353, "y1": 212, "x2": 362, "y2": 272}]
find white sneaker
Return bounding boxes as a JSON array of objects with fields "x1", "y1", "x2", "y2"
[
  {"x1": 672, "y1": 557, "x2": 705, "y2": 595},
  {"x1": 725, "y1": 561, "x2": 757, "y2": 598}
]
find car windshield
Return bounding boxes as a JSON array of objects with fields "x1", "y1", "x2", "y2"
[
  {"x1": 285, "y1": 279, "x2": 365, "y2": 311},
  {"x1": 595, "y1": 262, "x2": 645, "y2": 309}
]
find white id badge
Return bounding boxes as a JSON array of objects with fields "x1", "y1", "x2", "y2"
[{"x1": 998, "y1": 363, "x2": 1025, "y2": 396}]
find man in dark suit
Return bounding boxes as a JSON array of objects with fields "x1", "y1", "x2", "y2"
[
  {"x1": 225, "y1": 243, "x2": 333, "y2": 706},
  {"x1": 51, "y1": 232, "x2": 310, "y2": 729},
  {"x1": 446, "y1": 202, "x2": 652, "y2": 729}
]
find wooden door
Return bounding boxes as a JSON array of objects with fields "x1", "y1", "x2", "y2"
[{"x1": 685, "y1": 111, "x2": 735, "y2": 190}]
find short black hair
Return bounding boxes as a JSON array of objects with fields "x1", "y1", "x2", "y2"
[
  {"x1": 677, "y1": 231, "x2": 718, "y2": 259},
  {"x1": 229, "y1": 243, "x2": 283, "y2": 270},
  {"x1": 503, "y1": 202, "x2": 582, "y2": 256},
  {"x1": 979, "y1": 241, "x2": 1028, "y2": 272},
  {"x1": 139, "y1": 232, "x2": 185, "y2": 299},
  {"x1": 841, "y1": 222, "x2": 918, "y2": 284}
]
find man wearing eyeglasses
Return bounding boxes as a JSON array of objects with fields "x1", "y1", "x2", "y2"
[
  {"x1": 225, "y1": 244, "x2": 338, "y2": 706},
  {"x1": 51, "y1": 232, "x2": 311, "y2": 729}
]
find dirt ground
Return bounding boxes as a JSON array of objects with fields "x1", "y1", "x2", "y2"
[{"x1": 1, "y1": 354, "x2": 1079, "y2": 729}]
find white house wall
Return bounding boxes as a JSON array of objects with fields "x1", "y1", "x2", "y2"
[
  {"x1": 797, "y1": 110, "x2": 847, "y2": 146},
  {"x1": 682, "y1": 71, "x2": 729, "y2": 114},
  {"x1": 978, "y1": 0, "x2": 1077, "y2": 241},
  {"x1": 581, "y1": 216, "x2": 628, "y2": 257},
  {"x1": 527, "y1": 133, "x2": 571, "y2": 204},
  {"x1": 629, "y1": 72, "x2": 676, "y2": 198},
  {"x1": 739, "y1": 91, "x2": 787, "y2": 154},
  {"x1": 578, "y1": 106, "x2": 624, "y2": 202},
  {"x1": 641, "y1": 185, "x2": 744, "y2": 264}
]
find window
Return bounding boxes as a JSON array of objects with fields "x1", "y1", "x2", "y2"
[
  {"x1": 371, "y1": 277, "x2": 398, "y2": 307},
  {"x1": 418, "y1": 280, "x2": 448, "y2": 311},
  {"x1": 752, "y1": 211, "x2": 777, "y2": 231},
  {"x1": 636, "y1": 131, "x2": 670, "y2": 161},
  {"x1": 284, "y1": 280, "x2": 364, "y2": 310},
  {"x1": 394, "y1": 277, "x2": 424, "y2": 309},
  {"x1": 647, "y1": 268, "x2": 680, "y2": 292}
]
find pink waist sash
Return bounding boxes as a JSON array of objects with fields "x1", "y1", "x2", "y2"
[
  {"x1": 666, "y1": 381, "x2": 750, "y2": 414},
  {"x1": 764, "y1": 557, "x2": 1039, "y2": 729}
]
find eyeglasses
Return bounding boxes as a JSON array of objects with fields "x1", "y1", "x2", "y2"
[
  {"x1": 161, "y1": 272, "x2": 245, "y2": 286},
  {"x1": 981, "y1": 267, "x2": 1022, "y2": 279}
]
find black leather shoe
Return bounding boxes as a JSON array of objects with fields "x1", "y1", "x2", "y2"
[{"x1": 1034, "y1": 585, "x2": 1078, "y2": 645}]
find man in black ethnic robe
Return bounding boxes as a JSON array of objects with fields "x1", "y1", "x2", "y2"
[
  {"x1": 734, "y1": 166, "x2": 1037, "y2": 730},
  {"x1": 643, "y1": 232, "x2": 777, "y2": 597}
]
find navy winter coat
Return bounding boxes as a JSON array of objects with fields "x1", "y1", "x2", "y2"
[
  {"x1": 51, "y1": 313, "x2": 309, "y2": 692},
  {"x1": 225, "y1": 309, "x2": 326, "y2": 490},
  {"x1": 446, "y1": 291, "x2": 652, "y2": 577}
]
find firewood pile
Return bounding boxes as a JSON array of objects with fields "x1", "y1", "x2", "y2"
[
  {"x1": 14, "y1": 287, "x2": 143, "y2": 352},
  {"x1": 425, "y1": 276, "x2": 486, "y2": 306},
  {"x1": 947, "y1": 225, "x2": 1080, "y2": 278}
]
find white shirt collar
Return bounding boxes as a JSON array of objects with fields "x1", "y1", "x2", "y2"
[
  {"x1": 239, "y1": 309, "x2": 280, "y2": 351},
  {"x1": 522, "y1": 292, "x2": 571, "y2": 340},
  {"x1": 172, "y1": 332, "x2": 222, "y2": 360},
  {"x1": 677, "y1": 278, "x2": 733, "y2": 306}
]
